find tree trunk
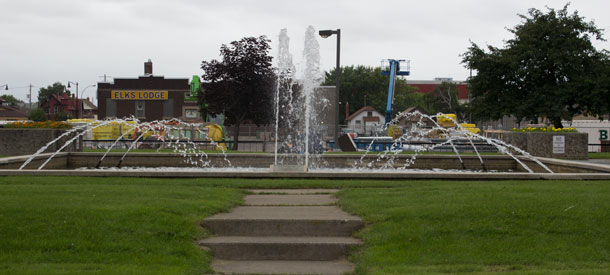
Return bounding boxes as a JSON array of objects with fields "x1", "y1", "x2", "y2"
[
  {"x1": 232, "y1": 122, "x2": 240, "y2": 151},
  {"x1": 551, "y1": 117, "x2": 564, "y2": 128}
]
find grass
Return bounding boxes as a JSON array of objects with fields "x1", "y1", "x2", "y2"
[
  {"x1": 0, "y1": 177, "x2": 243, "y2": 274},
  {"x1": 337, "y1": 181, "x2": 610, "y2": 274},
  {"x1": 589, "y1": 152, "x2": 610, "y2": 159},
  {"x1": 1, "y1": 177, "x2": 610, "y2": 274}
]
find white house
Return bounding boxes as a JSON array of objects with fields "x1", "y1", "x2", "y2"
[{"x1": 345, "y1": 106, "x2": 384, "y2": 136}]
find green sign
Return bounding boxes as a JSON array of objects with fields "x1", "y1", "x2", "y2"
[
  {"x1": 601, "y1": 130, "x2": 608, "y2": 141},
  {"x1": 190, "y1": 75, "x2": 201, "y2": 97}
]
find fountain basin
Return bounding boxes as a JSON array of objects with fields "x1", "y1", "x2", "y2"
[{"x1": 1, "y1": 152, "x2": 609, "y2": 180}]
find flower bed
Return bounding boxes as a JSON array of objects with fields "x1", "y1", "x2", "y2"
[
  {"x1": 512, "y1": 126, "x2": 576, "y2": 133},
  {"x1": 4, "y1": 121, "x2": 72, "y2": 129}
]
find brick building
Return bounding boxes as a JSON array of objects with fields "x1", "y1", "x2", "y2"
[
  {"x1": 39, "y1": 93, "x2": 92, "y2": 120},
  {"x1": 408, "y1": 78, "x2": 469, "y2": 103},
  {"x1": 96, "y1": 60, "x2": 200, "y2": 122}
]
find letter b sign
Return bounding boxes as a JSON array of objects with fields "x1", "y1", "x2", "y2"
[{"x1": 601, "y1": 130, "x2": 608, "y2": 141}]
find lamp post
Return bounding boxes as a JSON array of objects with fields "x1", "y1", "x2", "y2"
[
  {"x1": 67, "y1": 81, "x2": 79, "y2": 118},
  {"x1": 319, "y1": 29, "x2": 341, "y2": 150},
  {"x1": 79, "y1": 84, "x2": 96, "y2": 118},
  {"x1": 0, "y1": 84, "x2": 7, "y2": 91}
]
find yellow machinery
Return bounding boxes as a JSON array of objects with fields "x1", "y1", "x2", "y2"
[
  {"x1": 437, "y1": 114, "x2": 457, "y2": 127},
  {"x1": 459, "y1": 123, "x2": 481, "y2": 135},
  {"x1": 436, "y1": 114, "x2": 481, "y2": 135},
  {"x1": 89, "y1": 121, "x2": 138, "y2": 140},
  {"x1": 204, "y1": 123, "x2": 227, "y2": 150}
]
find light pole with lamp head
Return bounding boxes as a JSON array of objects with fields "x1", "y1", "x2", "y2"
[
  {"x1": 318, "y1": 29, "x2": 341, "y2": 150},
  {"x1": 67, "y1": 81, "x2": 79, "y2": 118},
  {"x1": 0, "y1": 84, "x2": 8, "y2": 91}
]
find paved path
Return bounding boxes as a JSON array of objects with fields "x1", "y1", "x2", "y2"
[{"x1": 199, "y1": 189, "x2": 363, "y2": 275}]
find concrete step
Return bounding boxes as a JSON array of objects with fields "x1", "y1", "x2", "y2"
[
  {"x1": 244, "y1": 194, "x2": 337, "y2": 206},
  {"x1": 248, "y1": 189, "x2": 339, "y2": 194},
  {"x1": 202, "y1": 206, "x2": 363, "y2": 236},
  {"x1": 199, "y1": 236, "x2": 362, "y2": 261},
  {"x1": 210, "y1": 259, "x2": 355, "y2": 275}
]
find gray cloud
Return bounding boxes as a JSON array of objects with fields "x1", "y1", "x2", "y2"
[{"x1": 1, "y1": 0, "x2": 609, "y2": 103}]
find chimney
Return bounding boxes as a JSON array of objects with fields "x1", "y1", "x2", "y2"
[
  {"x1": 144, "y1": 59, "x2": 153, "y2": 75},
  {"x1": 345, "y1": 102, "x2": 350, "y2": 121}
]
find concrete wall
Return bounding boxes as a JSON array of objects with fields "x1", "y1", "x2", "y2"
[
  {"x1": 502, "y1": 132, "x2": 588, "y2": 160},
  {"x1": 0, "y1": 129, "x2": 83, "y2": 156}
]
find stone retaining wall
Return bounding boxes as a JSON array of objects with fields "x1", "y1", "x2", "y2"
[
  {"x1": 0, "y1": 129, "x2": 83, "y2": 156},
  {"x1": 502, "y1": 132, "x2": 588, "y2": 160}
]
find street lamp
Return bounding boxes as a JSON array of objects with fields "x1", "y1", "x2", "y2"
[
  {"x1": 0, "y1": 84, "x2": 7, "y2": 90},
  {"x1": 319, "y1": 28, "x2": 341, "y2": 150},
  {"x1": 79, "y1": 84, "x2": 96, "y2": 117},
  {"x1": 67, "y1": 81, "x2": 79, "y2": 118}
]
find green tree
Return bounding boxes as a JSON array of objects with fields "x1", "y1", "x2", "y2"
[
  {"x1": 0, "y1": 95, "x2": 24, "y2": 105},
  {"x1": 200, "y1": 36, "x2": 276, "y2": 150},
  {"x1": 38, "y1": 82, "x2": 70, "y2": 103},
  {"x1": 28, "y1": 108, "x2": 46, "y2": 122},
  {"x1": 323, "y1": 65, "x2": 420, "y2": 122},
  {"x1": 462, "y1": 4, "x2": 610, "y2": 128}
]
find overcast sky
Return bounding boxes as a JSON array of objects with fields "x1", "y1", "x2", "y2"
[{"x1": 2, "y1": 0, "x2": 610, "y2": 104}]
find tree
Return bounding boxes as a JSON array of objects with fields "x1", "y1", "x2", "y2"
[
  {"x1": 0, "y1": 94, "x2": 24, "y2": 105},
  {"x1": 200, "y1": 36, "x2": 276, "y2": 150},
  {"x1": 462, "y1": 4, "x2": 610, "y2": 128},
  {"x1": 421, "y1": 81, "x2": 463, "y2": 116},
  {"x1": 28, "y1": 108, "x2": 46, "y2": 122},
  {"x1": 38, "y1": 82, "x2": 70, "y2": 103},
  {"x1": 323, "y1": 65, "x2": 421, "y2": 122}
]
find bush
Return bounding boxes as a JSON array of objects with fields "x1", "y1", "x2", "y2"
[
  {"x1": 54, "y1": 111, "x2": 73, "y2": 121},
  {"x1": 28, "y1": 108, "x2": 46, "y2": 122}
]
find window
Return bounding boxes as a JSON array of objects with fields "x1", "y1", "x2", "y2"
[
  {"x1": 54, "y1": 106, "x2": 59, "y2": 114},
  {"x1": 185, "y1": 109, "x2": 198, "y2": 119},
  {"x1": 135, "y1": 101, "x2": 145, "y2": 118},
  {"x1": 163, "y1": 99, "x2": 174, "y2": 118},
  {"x1": 106, "y1": 99, "x2": 116, "y2": 117},
  {"x1": 355, "y1": 120, "x2": 362, "y2": 129},
  {"x1": 367, "y1": 111, "x2": 372, "y2": 117}
]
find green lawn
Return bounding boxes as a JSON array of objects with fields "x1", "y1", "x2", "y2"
[
  {"x1": 337, "y1": 181, "x2": 610, "y2": 274},
  {"x1": 589, "y1": 152, "x2": 610, "y2": 159},
  {"x1": 0, "y1": 177, "x2": 243, "y2": 274},
  {"x1": 1, "y1": 177, "x2": 610, "y2": 274}
]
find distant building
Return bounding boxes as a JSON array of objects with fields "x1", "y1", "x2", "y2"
[
  {"x1": 408, "y1": 78, "x2": 469, "y2": 104},
  {"x1": 344, "y1": 106, "x2": 384, "y2": 136},
  {"x1": 96, "y1": 60, "x2": 200, "y2": 122},
  {"x1": 0, "y1": 99, "x2": 28, "y2": 121},
  {"x1": 39, "y1": 93, "x2": 93, "y2": 120}
]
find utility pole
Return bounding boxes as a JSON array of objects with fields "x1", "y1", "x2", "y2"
[{"x1": 29, "y1": 84, "x2": 33, "y2": 109}]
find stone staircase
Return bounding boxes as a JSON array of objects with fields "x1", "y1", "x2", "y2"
[{"x1": 199, "y1": 189, "x2": 363, "y2": 274}]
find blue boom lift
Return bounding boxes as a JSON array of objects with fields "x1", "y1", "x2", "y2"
[{"x1": 381, "y1": 59, "x2": 410, "y2": 125}]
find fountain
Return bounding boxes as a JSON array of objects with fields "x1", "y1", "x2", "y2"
[{"x1": 1, "y1": 27, "x2": 609, "y2": 179}]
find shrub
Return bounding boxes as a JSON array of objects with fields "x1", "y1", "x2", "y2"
[{"x1": 28, "y1": 108, "x2": 46, "y2": 122}]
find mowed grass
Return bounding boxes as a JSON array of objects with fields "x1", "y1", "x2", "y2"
[
  {"x1": 1, "y1": 177, "x2": 610, "y2": 274},
  {"x1": 589, "y1": 152, "x2": 610, "y2": 159},
  {"x1": 337, "y1": 181, "x2": 610, "y2": 274},
  {"x1": 0, "y1": 177, "x2": 243, "y2": 274}
]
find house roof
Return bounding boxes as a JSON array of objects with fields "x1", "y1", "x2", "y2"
[
  {"x1": 82, "y1": 98, "x2": 97, "y2": 110},
  {"x1": 0, "y1": 102, "x2": 28, "y2": 119},
  {"x1": 345, "y1": 106, "x2": 383, "y2": 121}
]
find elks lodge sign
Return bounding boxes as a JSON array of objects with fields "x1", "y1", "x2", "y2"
[{"x1": 111, "y1": 90, "x2": 168, "y2": 100}]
